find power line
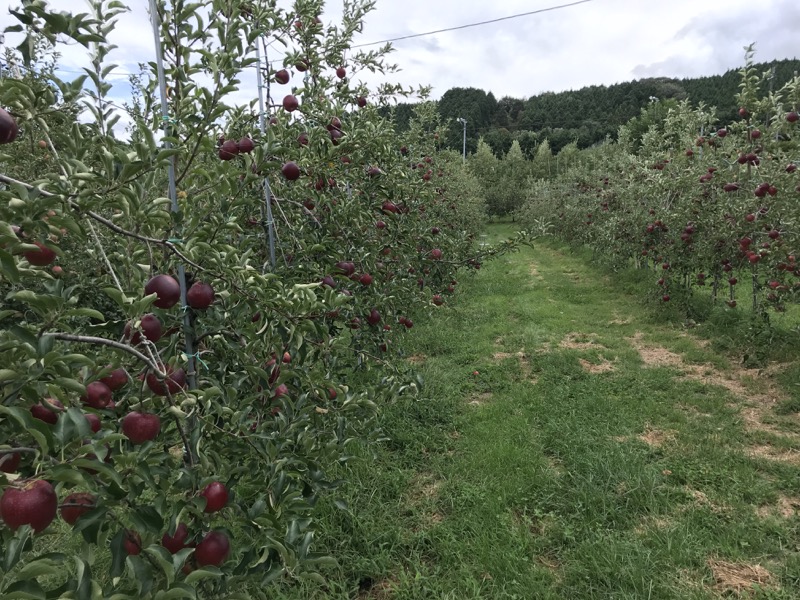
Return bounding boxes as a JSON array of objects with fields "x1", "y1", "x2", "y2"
[{"x1": 351, "y1": 0, "x2": 595, "y2": 49}]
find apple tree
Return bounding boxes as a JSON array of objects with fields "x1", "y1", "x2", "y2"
[{"x1": 0, "y1": 0, "x2": 513, "y2": 597}]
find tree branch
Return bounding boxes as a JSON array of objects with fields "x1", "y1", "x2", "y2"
[{"x1": 49, "y1": 332, "x2": 165, "y2": 376}]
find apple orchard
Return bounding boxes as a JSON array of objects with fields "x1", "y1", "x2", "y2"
[{"x1": 0, "y1": 0, "x2": 523, "y2": 596}]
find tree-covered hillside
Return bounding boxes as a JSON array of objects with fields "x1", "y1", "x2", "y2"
[{"x1": 381, "y1": 58, "x2": 800, "y2": 157}]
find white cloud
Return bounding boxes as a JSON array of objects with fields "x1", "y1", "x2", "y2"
[{"x1": 1, "y1": 0, "x2": 797, "y2": 108}]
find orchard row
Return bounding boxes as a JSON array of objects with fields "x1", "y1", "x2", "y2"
[
  {"x1": 0, "y1": 1, "x2": 517, "y2": 597},
  {"x1": 518, "y1": 49, "x2": 799, "y2": 313}
]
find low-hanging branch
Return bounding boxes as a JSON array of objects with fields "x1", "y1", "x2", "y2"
[{"x1": 49, "y1": 332, "x2": 165, "y2": 377}]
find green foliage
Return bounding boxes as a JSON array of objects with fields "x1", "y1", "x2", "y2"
[
  {"x1": 0, "y1": 1, "x2": 510, "y2": 597},
  {"x1": 382, "y1": 57, "x2": 800, "y2": 156},
  {"x1": 516, "y1": 49, "x2": 800, "y2": 353}
]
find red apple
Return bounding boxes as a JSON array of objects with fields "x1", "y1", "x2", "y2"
[
  {"x1": 788, "y1": 111, "x2": 799, "y2": 123},
  {"x1": 85, "y1": 413, "x2": 101, "y2": 433},
  {"x1": 335, "y1": 66, "x2": 346, "y2": 79},
  {"x1": 0, "y1": 451, "x2": 21, "y2": 473},
  {"x1": 432, "y1": 295, "x2": 444, "y2": 306},
  {"x1": 23, "y1": 242, "x2": 57, "y2": 266},
  {"x1": 359, "y1": 273, "x2": 373, "y2": 286},
  {"x1": 60, "y1": 492, "x2": 96, "y2": 525},
  {"x1": 145, "y1": 274, "x2": 181, "y2": 309},
  {"x1": 335, "y1": 261, "x2": 355, "y2": 276},
  {"x1": 218, "y1": 140, "x2": 239, "y2": 161},
  {"x1": 187, "y1": 281, "x2": 215, "y2": 309},
  {"x1": 0, "y1": 107, "x2": 19, "y2": 144},
  {"x1": 366, "y1": 309, "x2": 381, "y2": 326},
  {"x1": 124, "y1": 530, "x2": 142, "y2": 555},
  {"x1": 282, "y1": 95, "x2": 299, "y2": 112},
  {"x1": 122, "y1": 412, "x2": 161, "y2": 444},
  {"x1": 200, "y1": 482, "x2": 229, "y2": 513},
  {"x1": 100, "y1": 367, "x2": 128, "y2": 391},
  {"x1": 237, "y1": 137, "x2": 254, "y2": 154},
  {"x1": 431, "y1": 248, "x2": 443, "y2": 260},
  {"x1": 124, "y1": 313, "x2": 162, "y2": 345},
  {"x1": 0, "y1": 479, "x2": 58, "y2": 533},
  {"x1": 274, "y1": 69, "x2": 289, "y2": 84},
  {"x1": 357, "y1": 96, "x2": 367, "y2": 108},
  {"x1": 81, "y1": 381, "x2": 112, "y2": 409},
  {"x1": 281, "y1": 161, "x2": 300, "y2": 180},
  {"x1": 30, "y1": 398, "x2": 64, "y2": 425},
  {"x1": 146, "y1": 367, "x2": 186, "y2": 396},
  {"x1": 162, "y1": 522, "x2": 191, "y2": 554},
  {"x1": 194, "y1": 531, "x2": 230, "y2": 567}
]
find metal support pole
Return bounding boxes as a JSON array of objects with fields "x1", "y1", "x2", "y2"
[
  {"x1": 148, "y1": 0, "x2": 196, "y2": 390},
  {"x1": 458, "y1": 118, "x2": 467, "y2": 164},
  {"x1": 255, "y1": 36, "x2": 276, "y2": 270}
]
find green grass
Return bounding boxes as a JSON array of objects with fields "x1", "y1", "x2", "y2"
[{"x1": 269, "y1": 224, "x2": 800, "y2": 599}]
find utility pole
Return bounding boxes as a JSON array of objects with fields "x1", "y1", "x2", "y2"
[{"x1": 457, "y1": 117, "x2": 467, "y2": 164}]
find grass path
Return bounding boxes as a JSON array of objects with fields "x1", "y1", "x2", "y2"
[{"x1": 280, "y1": 225, "x2": 800, "y2": 600}]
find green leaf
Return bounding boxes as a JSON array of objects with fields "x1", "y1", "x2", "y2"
[
  {"x1": 0, "y1": 248, "x2": 20, "y2": 283},
  {"x1": 0, "y1": 406, "x2": 52, "y2": 455},
  {"x1": 184, "y1": 567, "x2": 222, "y2": 585},
  {"x1": 52, "y1": 377, "x2": 87, "y2": 396},
  {"x1": 154, "y1": 586, "x2": 197, "y2": 599},
  {"x1": 2, "y1": 579, "x2": 45, "y2": 599},
  {"x1": 73, "y1": 556, "x2": 93, "y2": 600},
  {"x1": 63, "y1": 308, "x2": 106, "y2": 321},
  {"x1": 108, "y1": 529, "x2": 127, "y2": 578},
  {"x1": 128, "y1": 555, "x2": 154, "y2": 597},
  {"x1": 0, "y1": 369, "x2": 19, "y2": 383},
  {"x1": 3, "y1": 526, "x2": 33, "y2": 572},
  {"x1": 15, "y1": 556, "x2": 64, "y2": 580}
]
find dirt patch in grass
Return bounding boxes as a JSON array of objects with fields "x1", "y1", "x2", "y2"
[
  {"x1": 746, "y1": 444, "x2": 800, "y2": 465},
  {"x1": 628, "y1": 332, "x2": 797, "y2": 442},
  {"x1": 357, "y1": 576, "x2": 398, "y2": 599},
  {"x1": 578, "y1": 355, "x2": 615, "y2": 374},
  {"x1": 559, "y1": 332, "x2": 604, "y2": 350},
  {"x1": 683, "y1": 486, "x2": 730, "y2": 514},
  {"x1": 468, "y1": 392, "x2": 493, "y2": 406},
  {"x1": 627, "y1": 332, "x2": 684, "y2": 367},
  {"x1": 740, "y1": 407, "x2": 800, "y2": 439},
  {"x1": 755, "y1": 494, "x2": 800, "y2": 518},
  {"x1": 638, "y1": 426, "x2": 676, "y2": 448},
  {"x1": 529, "y1": 264, "x2": 544, "y2": 280},
  {"x1": 406, "y1": 354, "x2": 427, "y2": 365},
  {"x1": 707, "y1": 559, "x2": 775, "y2": 596},
  {"x1": 492, "y1": 350, "x2": 536, "y2": 382},
  {"x1": 633, "y1": 515, "x2": 672, "y2": 535}
]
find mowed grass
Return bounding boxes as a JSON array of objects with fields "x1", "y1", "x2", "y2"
[{"x1": 272, "y1": 225, "x2": 800, "y2": 599}]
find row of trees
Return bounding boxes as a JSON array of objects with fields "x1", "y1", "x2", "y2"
[
  {"x1": 382, "y1": 58, "x2": 800, "y2": 157},
  {"x1": 465, "y1": 138, "x2": 582, "y2": 217},
  {"x1": 516, "y1": 47, "x2": 800, "y2": 327},
  {"x1": 0, "y1": 1, "x2": 526, "y2": 597}
]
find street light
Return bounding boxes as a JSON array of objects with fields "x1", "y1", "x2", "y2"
[{"x1": 456, "y1": 117, "x2": 467, "y2": 164}]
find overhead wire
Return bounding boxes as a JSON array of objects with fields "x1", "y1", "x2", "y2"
[{"x1": 351, "y1": 0, "x2": 594, "y2": 48}]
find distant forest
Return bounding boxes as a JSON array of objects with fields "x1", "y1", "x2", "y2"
[{"x1": 380, "y1": 59, "x2": 800, "y2": 157}]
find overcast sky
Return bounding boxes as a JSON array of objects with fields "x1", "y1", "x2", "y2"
[{"x1": 1, "y1": 0, "x2": 798, "y2": 105}]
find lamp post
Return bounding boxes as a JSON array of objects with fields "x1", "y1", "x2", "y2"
[{"x1": 457, "y1": 117, "x2": 467, "y2": 164}]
